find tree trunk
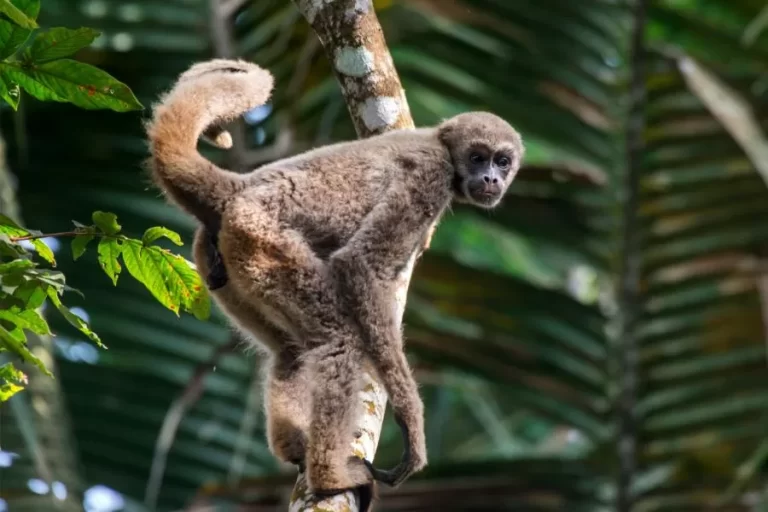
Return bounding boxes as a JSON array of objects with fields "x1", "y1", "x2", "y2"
[{"x1": 289, "y1": 1, "x2": 420, "y2": 510}]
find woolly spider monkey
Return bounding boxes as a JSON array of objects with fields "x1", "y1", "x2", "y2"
[{"x1": 145, "y1": 59, "x2": 524, "y2": 509}]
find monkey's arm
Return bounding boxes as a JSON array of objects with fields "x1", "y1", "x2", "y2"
[{"x1": 329, "y1": 188, "x2": 436, "y2": 487}]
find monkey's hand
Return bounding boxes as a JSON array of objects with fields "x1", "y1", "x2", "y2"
[{"x1": 363, "y1": 412, "x2": 427, "y2": 487}]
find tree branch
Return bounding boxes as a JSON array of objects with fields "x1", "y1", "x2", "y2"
[
  {"x1": 294, "y1": 0, "x2": 413, "y2": 138},
  {"x1": 288, "y1": 1, "x2": 419, "y2": 510}
]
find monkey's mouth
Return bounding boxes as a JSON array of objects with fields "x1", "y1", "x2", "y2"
[{"x1": 466, "y1": 184, "x2": 502, "y2": 208}]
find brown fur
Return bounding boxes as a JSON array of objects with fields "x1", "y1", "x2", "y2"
[{"x1": 145, "y1": 59, "x2": 524, "y2": 501}]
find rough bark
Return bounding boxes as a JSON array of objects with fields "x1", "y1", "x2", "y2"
[
  {"x1": 289, "y1": 1, "x2": 418, "y2": 510},
  {"x1": 294, "y1": 0, "x2": 414, "y2": 138}
]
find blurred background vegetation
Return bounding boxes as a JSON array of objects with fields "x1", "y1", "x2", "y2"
[{"x1": 2, "y1": 0, "x2": 768, "y2": 510}]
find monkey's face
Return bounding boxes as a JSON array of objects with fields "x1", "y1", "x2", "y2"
[
  {"x1": 455, "y1": 143, "x2": 519, "y2": 208},
  {"x1": 440, "y1": 112, "x2": 523, "y2": 209}
]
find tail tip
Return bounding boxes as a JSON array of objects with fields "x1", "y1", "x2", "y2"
[{"x1": 201, "y1": 126, "x2": 233, "y2": 149}]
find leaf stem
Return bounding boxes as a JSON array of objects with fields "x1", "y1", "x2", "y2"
[{"x1": 10, "y1": 231, "x2": 81, "y2": 241}]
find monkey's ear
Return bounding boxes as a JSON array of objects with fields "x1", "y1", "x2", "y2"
[
  {"x1": 436, "y1": 119, "x2": 457, "y2": 147},
  {"x1": 201, "y1": 125, "x2": 233, "y2": 149}
]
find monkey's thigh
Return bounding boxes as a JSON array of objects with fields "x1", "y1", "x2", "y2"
[
  {"x1": 305, "y1": 342, "x2": 372, "y2": 493},
  {"x1": 218, "y1": 198, "x2": 341, "y2": 339},
  {"x1": 265, "y1": 347, "x2": 312, "y2": 466}
]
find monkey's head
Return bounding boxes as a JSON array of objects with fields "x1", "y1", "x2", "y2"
[{"x1": 438, "y1": 112, "x2": 524, "y2": 209}]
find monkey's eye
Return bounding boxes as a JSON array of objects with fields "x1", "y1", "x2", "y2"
[
  {"x1": 469, "y1": 153, "x2": 484, "y2": 164},
  {"x1": 496, "y1": 156, "x2": 511, "y2": 168}
]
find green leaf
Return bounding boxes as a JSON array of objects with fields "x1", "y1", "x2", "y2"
[
  {"x1": 16, "y1": 309, "x2": 50, "y2": 335},
  {"x1": 0, "y1": 258, "x2": 35, "y2": 274},
  {"x1": 0, "y1": 0, "x2": 37, "y2": 29},
  {"x1": 142, "y1": 227, "x2": 183, "y2": 247},
  {"x1": 71, "y1": 234, "x2": 93, "y2": 260},
  {"x1": 0, "y1": 362, "x2": 26, "y2": 401},
  {"x1": 0, "y1": 72, "x2": 19, "y2": 109},
  {"x1": 0, "y1": 233, "x2": 25, "y2": 257},
  {"x1": 26, "y1": 27, "x2": 101, "y2": 64},
  {"x1": 13, "y1": 279, "x2": 46, "y2": 308},
  {"x1": 92, "y1": 211, "x2": 121, "y2": 235},
  {"x1": 46, "y1": 287, "x2": 105, "y2": 348},
  {"x1": 97, "y1": 238, "x2": 122, "y2": 285},
  {"x1": 0, "y1": 214, "x2": 55, "y2": 265},
  {"x1": 29, "y1": 239, "x2": 54, "y2": 266},
  {"x1": 0, "y1": 0, "x2": 39, "y2": 60},
  {"x1": 0, "y1": 59, "x2": 143, "y2": 112},
  {"x1": 0, "y1": 308, "x2": 50, "y2": 335},
  {"x1": 121, "y1": 241, "x2": 210, "y2": 320},
  {"x1": 0, "y1": 324, "x2": 51, "y2": 376}
]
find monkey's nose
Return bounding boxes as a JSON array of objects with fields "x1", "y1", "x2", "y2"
[{"x1": 482, "y1": 175, "x2": 499, "y2": 185}]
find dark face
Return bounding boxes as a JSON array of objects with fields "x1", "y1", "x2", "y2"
[
  {"x1": 440, "y1": 112, "x2": 524, "y2": 209},
  {"x1": 456, "y1": 143, "x2": 518, "y2": 208}
]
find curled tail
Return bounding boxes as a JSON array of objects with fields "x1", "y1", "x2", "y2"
[{"x1": 145, "y1": 59, "x2": 274, "y2": 227}]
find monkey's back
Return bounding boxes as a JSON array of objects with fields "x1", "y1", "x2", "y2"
[{"x1": 238, "y1": 128, "x2": 448, "y2": 258}]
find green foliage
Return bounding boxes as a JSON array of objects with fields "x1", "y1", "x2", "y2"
[
  {"x1": 0, "y1": 0, "x2": 40, "y2": 60},
  {"x1": 0, "y1": 0, "x2": 37, "y2": 30},
  {"x1": 0, "y1": 211, "x2": 210, "y2": 402},
  {"x1": 25, "y1": 26, "x2": 99, "y2": 63},
  {"x1": 0, "y1": 0, "x2": 141, "y2": 112},
  {"x1": 0, "y1": 0, "x2": 154, "y2": 405},
  {"x1": 0, "y1": 362, "x2": 25, "y2": 400}
]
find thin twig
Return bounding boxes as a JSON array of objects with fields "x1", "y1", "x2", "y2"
[
  {"x1": 144, "y1": 339, "x2": 239, "y2": 509},
  {"x1": 10, "y1": 231, "x2": 81, "y2": 242}
]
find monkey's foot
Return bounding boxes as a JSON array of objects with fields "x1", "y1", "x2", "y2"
[
  {"x1": 363, "y1": 459, "x2": 417, "y2": 488},
  {"x1": 362, "y1": 413, "x2": 426, "y2": 487}
]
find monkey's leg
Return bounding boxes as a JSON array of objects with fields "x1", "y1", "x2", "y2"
[
  {"x1": 219, "y1": 201, "x2": 374, "y2": 492},
  {"x1": 329, "y1": 194, "x2": 432, "y2": 487},
  {"x1": 305, "y1": 342, "x2": 373, "y2": 494},
  {"x1": 218, "y1": 198, "x2": 346, "y2": 340},
  {"x1": 265, "y1": 346, "x2": 311, "y2": 470}
]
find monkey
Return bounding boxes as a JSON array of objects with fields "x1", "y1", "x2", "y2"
[{"x1": 144, "y1": 58, "x2": 524, "y2": 504}]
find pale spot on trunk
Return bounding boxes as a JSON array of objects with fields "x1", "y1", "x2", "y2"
[
  {"x1": 335, "y1": 46, "x2": 375, "y2": 77},
  {"x1": 359, "y1": 96, "x2": 401, "y2": 131}
]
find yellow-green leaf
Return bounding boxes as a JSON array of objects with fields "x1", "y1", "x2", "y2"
[
  {"x1": 46, "y1": 287, "x2": 105, "y2": 349},
  {"x1": 142, "y1": 226, "x2": 183, "y2": 247},
  {"x1": 121, "y1": 241, "x2": 210, "y2": 319},
  {"x1": 0, "y1": 323, "x2": 51, "y2": 376},
  {"x1": 97, "y1": 238, "x2": 122, "y2": 285},
  {"x1": 0, "y1": 362, "x2": 26, "y2": 401},
  {"x1": 92, "y1": 211, "x2": 121, "y2": 235}
]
